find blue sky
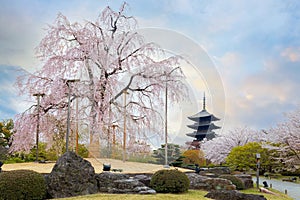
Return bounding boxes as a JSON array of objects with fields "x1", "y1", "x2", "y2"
[{"x1": 0, "y1": 0, "x2": 300, "y2": 143}]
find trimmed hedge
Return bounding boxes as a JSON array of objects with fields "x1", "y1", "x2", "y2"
[
  {"x1": 150, "y1": 169, "x2": 190, "y2": 193},
  {"x1": 219, "y1": 174, "x2": 245, "y2": 190},
  {"x1": 0, "y1": 169, "x2": 46, "y2": 200}
]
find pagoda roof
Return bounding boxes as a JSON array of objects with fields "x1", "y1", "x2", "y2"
[
  {"x1": 188, "y1": 121, "x2": 211, "y2": 126},
  {"x1": 186, "y1": 131, "x2": 216, "y2": 138},
  {"x1": 187, "y1": 123, "x2": 221, "y2": 130},
  {"x1": 188, "y1": 109, "x2": 220, "y2": 121}
]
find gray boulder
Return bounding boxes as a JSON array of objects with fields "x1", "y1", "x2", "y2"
[
  {"x1": 133, "y1": 174, "x2": 151, "y2": 187},
  {"x1": 234, "y1": 174, "x2": 254, "y2": 189},
  {"x1": 204, "y1": 177, "x2": 236, "y2": 191},
  {"x1": 134, "y1": 187, "x2": 156, "y2": 194},
  {"x1": 96, "y1": 172, "x2": 130, "y2": 192},
  {"x1": 46, "y1": 151, "x2": 98, "y2": 199},
  {"x1": 187, "y1": 173, "x2": 212, "y2": 190},
  {"x1": 96, "y1": 172, "x2": 155, "y2": 194},
  {"x1": 205, "y1": 167, "x2": 231, "y2": 175},
  {"x1": 187, "y1": 173, "x2": 236, "y2": 191},
  {"x1": 205, "y1": 190, "x2": 267, "y2": 200}
]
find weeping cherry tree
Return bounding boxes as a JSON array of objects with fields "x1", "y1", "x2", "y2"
[{"x1": 11, "y1": 3, "x2": 187, "y2": 154}]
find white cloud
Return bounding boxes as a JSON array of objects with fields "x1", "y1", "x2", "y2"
[
  {"x1": 0, "y1": 66, "x2": 32, "y2": 118},
  {"x1": 281, "y1": 47, "x2": 300, "y2": 62},
  {"x1": 216, "y1": 46, "x2": 300, "y2": 131},
  {"x1": 216, "y1": 52, "x2": 244, "y2": 78}
]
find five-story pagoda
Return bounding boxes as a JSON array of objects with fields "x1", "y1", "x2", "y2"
[{"x1": 186, "y1": 94, "x2": 220, "y2": 149}]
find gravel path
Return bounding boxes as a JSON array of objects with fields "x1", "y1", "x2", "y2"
[{"x1": 2, "y1": 158, "x2": 192, "y2": 174}]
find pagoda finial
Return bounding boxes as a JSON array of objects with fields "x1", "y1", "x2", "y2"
[{"x1": 203, "y1": 92, "x2": 206, "y2": 110}]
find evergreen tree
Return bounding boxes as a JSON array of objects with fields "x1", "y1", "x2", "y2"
[
  {"x1": 152, "y1": 143, "x2": 181, "y2": 165},
  {"x1": 0, "y1": 119, "x2": 14, "y2": 161}
]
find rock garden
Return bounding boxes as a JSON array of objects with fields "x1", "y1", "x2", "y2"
[{"x1": 0, "y1": 151, "x2": 268, "y2": 200}]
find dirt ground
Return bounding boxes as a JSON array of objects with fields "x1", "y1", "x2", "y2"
[{"x1": 2, "y1": 158, "x2": 193, "y2": 174}]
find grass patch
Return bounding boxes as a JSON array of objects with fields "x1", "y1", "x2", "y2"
[
  {"x1": 59, "y1": 189, "x2": 292, "y2": 200},
  {"x1": 241, "y1": 188, "x2": 293, "y2": 200},
  {"x1": 59, "y1": 190, "x2": 211, "y2": 200}
]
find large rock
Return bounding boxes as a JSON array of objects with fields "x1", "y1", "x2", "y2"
[
  {"x1": 205, "y1": 167, "x2": 231, "y2": 175},
  {"x1": 96, "y1": 172, "x2": 155, "y2": 194},
  {"x1": 96, "y1": 172, "x2": 130, "y2": 193},
  {"x1": 133, "y1": 174, "x2": 152, "y2": 187},
  {"x1": 205, "y1": 190, "x2": 267, "y2": 200},
  {"x1": 187, "y1": 173, "x2": 212, "y2": 190},
  {"x1": 204, "y1": 177, "x2": 236, "y2": 191},
  {"x1": 187, "y1": 173, "x2": 236, "y2": 191},
  {"x1": 234, "y1": 174, "x2": 254, "y2": 189},
  {"x1": 46, "y1": 151, "x2": 98, "y2": 198}
]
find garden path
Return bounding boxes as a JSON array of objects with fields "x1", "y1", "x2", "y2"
[{"x1": 2, "y1": 158, "x2": 193, "y2": 174}]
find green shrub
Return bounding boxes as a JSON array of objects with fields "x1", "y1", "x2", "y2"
[
  {"x1": 45, "y1": 149, "x2": 59, "y2": 160},
  {"x1": 170, "y1": 156, "x2": 185, "y2": 167},
  {"x1": 219, "y1": 174, "x2": 245, "y2": 190},
  {"x1": 182, "y1": 149, "x2": 206, "y2": 166},
  {"x1": 4, "y1": 157, "x2": 25, "y2": 164},
  {"x1": 0, "y1": 170, "x2": 46, "y2": 200},
  {"x1": 0, "y1": 147, "x2": 8, "y2": 161},
  {"x1": 78, "y1": 144, "x2": 89, "y2": 158},
  {"x1": 150, "y1": 169, "x2": 190, "y2": 193},
  {"x1": 127, "y1": 154, "x2": 156, "y2": 163}
]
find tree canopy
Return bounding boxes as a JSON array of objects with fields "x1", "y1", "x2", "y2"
[
  {"x1": 0, "y1": 119, "x2": 14, "y2": 148},
  {"x1": 201, "y1": 127, "x2": 266, "y2": 164},
  {"x1": 152, "y1": 143, "x2": 181, "y2": 165},
  {"x1": 0, "y1": 119, "x2": 14, "y2": 161},
  {"x1": 226, "y1": 142, "x2": 273, "y2": 173},
  {"x1": 182, "y1": 149, "x2": 206, "y2": 166},
  {"x1": 265, "y1": 106, "x2": 300, "y2": 171},
  {"x1": 202, "y1": 106, "x2": 300, "y2": 173},
  {"x1": 11, "y1": 3, "x2": 187, "y2": 153}
]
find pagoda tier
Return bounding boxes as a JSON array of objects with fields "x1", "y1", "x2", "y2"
[
  {"x1": 186, "y1": 131, "x2": 217, "y2": 141},
  {"x1": 188, "y1": 110, "x2": 220, "y2": 122},
  {"x1": 186, "y1": 94, "x2": 220, "y2": 148},
  {"x1": 187, "y1": 123, "x2": 220, "y2": 131}
]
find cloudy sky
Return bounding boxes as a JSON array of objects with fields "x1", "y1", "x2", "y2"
[{"x1": 1, "y1": 0, "x2": 300, "y2": 145}]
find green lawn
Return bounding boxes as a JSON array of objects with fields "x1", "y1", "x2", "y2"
[
  {"x1": 59, "y1": 189, "x2": 293, "y2": 200},
  {"x1": 242, "y1": 188, "x2": 293, "y2": 200}
]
